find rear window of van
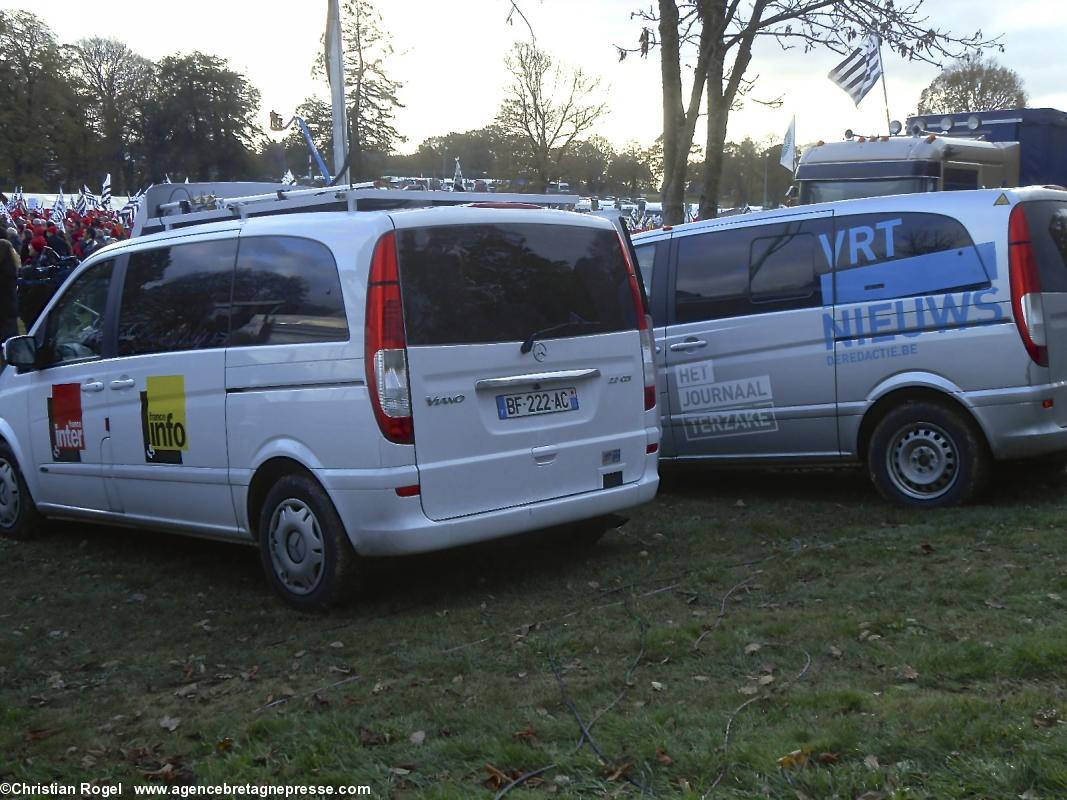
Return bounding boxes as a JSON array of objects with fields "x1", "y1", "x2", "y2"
[{"x1": 397, "y1": 223, "x2": 635, "y2": 346}]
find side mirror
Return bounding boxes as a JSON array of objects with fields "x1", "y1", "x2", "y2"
[{"x1": 3, "y1": 335, "x2": 37, "y2": 370}]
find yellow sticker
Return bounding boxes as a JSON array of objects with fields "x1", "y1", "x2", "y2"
[
  {"x1": 994, "y1": 193, "x2": 1010, "y2": 206},
  {"x1": 140, "y1": 375, "x2": 189, "y2": 463}
]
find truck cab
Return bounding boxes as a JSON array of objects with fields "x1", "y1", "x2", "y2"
[{"x1": 796, "y1": 134, "x2": 1019, "y2": 204}]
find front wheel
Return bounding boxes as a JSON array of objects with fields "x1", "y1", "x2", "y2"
[
  {"x1": 258, "y1": 473, "x2": 360, "y2": 610},
  {"x1": 867, "y1": 401, "x2": 990, "y2": 508},
  {"x1": 0, "y1": 442, "x2": 44, "y2": 540}
]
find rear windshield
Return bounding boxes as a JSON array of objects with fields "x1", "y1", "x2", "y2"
[
  {"x1": 1022, "y1": 201, "x2": 1067, "y2": 293},
  {"x1": 397, "y1": 222, "x2": 635, "y2": 346}
]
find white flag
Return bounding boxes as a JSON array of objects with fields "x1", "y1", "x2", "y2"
[
  {"x1": 100, "y1": 173, "x2": 112, "y2": 210},
  {"x1": 780, "y1": 116, "x2": 796, "y2": 173}
]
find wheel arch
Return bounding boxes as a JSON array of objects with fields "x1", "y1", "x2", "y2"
[{"x1": 856, "y1": 384, "x2": 991, "y2": 463}]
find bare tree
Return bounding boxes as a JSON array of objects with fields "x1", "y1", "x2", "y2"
[
  {"x1": 917, "y1": 53, "x2": 1027, "y2": 115},
  {"x1": 496, "y1": 43, "x2": 609, "y2": 192},
  {"x1": 623, "y1": 1, "x2": 1003, "y2": 224}
]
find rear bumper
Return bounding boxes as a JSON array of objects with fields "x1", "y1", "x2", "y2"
[
  {"x1": 967, "y1": 385, "x2": 1067, "y2": 460},
  {"x1": 320, "y1": 466, "x2": 659, "y2": 557}
]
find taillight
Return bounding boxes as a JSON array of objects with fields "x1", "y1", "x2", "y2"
[
  {"x1": 1009, "y1": 205, "x2": 1048, "y2": 367},
  {"x1": 365, "y1": 231, "x2": 414, "y2": 443},
  {"x1": 619, "y1": 234, "x2": 657, "y2": 410}
]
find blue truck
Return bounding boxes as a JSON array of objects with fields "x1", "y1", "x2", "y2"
[{"x1": 795, "y1": 108, "x2": 1067, "y2": 204}]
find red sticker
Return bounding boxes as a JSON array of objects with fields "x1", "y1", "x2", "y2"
[{"x1": 48, "y1": 383, "x2": 85, "y2": 462}]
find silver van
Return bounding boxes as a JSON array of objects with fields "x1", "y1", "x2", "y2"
[
  {"x1": 0, "y1": 205, "x2": 660, "y2": 608},
  {"x1": 634, "y1": 187, "x2": 1067, "y2": 507}
]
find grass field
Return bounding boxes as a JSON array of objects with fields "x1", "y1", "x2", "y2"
[{"x1": 2, "y1": 464, "x2": 1067, "y2": 799}]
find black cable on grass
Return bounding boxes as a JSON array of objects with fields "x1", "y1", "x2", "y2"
[
  {"x1": 493, "y1": 764, "x2": 557, "y2": 800},
  {"x1": 548, "y1": 652, "x2": 656, "y2": 796},
  {"x1": 578, "y1": 592, "x2": 648, "y2": 749}
]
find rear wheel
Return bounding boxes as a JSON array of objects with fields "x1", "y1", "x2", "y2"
[
  {"x1": 257, "y1": 473, "x2": 360, "y2": 610},
  {"x1": 0, "y1": 442, "x2": 44, "y2": 540},
  {"x1": 867, "y1": 401, "x2": 990, "y2": 508}
]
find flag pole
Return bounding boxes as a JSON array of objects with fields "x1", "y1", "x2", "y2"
[{"x1": 876, "y1": 34, "x2": 891, "y2": 134}]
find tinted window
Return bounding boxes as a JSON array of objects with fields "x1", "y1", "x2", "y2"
[
  {"x1": 830, "y1": 212, "x2": 974, "y2": 269},
  {"x1": 634, "y1": 242, "x2": 656, "y2": 298},
  {"x1": 118, "y1": 240, "x2": 236, "y2": 357},
  {"x1": 943, "y1": 167, "x2": 979, "y2": 192},
  {"x1": 398, "y1": 223, "x2": 634, "y2": 346},
  {"x1": 231, "y1": 237, "x2": 348, "y2": 346},
  {"x1": 43, "y1": 260, "x2": 113, "y2": 365},
  {"x1": 1023, "y1": 201, "x2": 1067, "y2": 293},
  {"x1": 674, "y1": 218, "x2": 826, "y2": 324}
]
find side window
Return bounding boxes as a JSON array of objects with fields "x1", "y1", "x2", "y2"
[
  {"x1": 231, "y1": 237, "x2": 348, "y2": 346},
  {"x1": 830, "y1": 212, "x2": 984, "y2": 304},
  {"x1": 943, "y1": 167, "x2": 979, "y2": 192},
  {"x1": 42, "y1": 260, "x2": 114, "y2": 365},
  {"x1": 674, "y1": 218, "x2": 827, "y2": 324},
  {"x1": 634, "y1": 242, "x2": 656, "y2": 298},
  {"x1": 118, "y1": 240, "x2": 237, "y2": 357}
]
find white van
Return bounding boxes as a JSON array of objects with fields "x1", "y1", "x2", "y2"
[
  {"x1": 634, "y1": 187, "x2": 1067, "y2": 507},
  {"x1": 0, "y1": 206, "x2": 660, "y2": 607}
]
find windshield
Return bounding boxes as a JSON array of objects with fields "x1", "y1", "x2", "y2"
[{"x1": 800, "y1": 177, "x2": 937, "y2": 205}]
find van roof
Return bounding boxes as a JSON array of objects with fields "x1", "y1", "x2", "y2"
[{"x1": 632, "y1": 186, "x2": 1067, "y2": 242}]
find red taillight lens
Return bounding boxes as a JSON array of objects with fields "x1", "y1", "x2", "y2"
[
  {"x1": 619, "y1": 234, "x2": 657, "y2": 410},
  {"x1": 1008, "y1": 205, "x2": 1048, "y2": 367},
  {"x1": 366, "y1": 231, "x2": 414, "y2": 444},
  {"x1": 395, "y1": 484, "x2": 421, "y2": 497}
]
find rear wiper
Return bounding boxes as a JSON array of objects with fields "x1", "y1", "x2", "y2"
[{"x1": 520, "y1": 318, "x2": 599, "y2": 354}]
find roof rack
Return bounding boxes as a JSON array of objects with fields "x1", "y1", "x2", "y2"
[{"x1": 132, "y1": 182, "x2": 581, "y2": 237}]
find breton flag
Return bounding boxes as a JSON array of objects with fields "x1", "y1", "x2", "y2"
[
  {"x1": 51, "y1": 190, "x2": 67, "y2": 224},
  {"x1": 75, "y1": 191, "x2": 87, "y2": 216},
  {"x1": 281, "y1": 169, "x2": 296, "y2": 185},
  {"x1": 82, "y1": 184, "x2": 100, "y2": 209},
  {"x1": 780, "y1": 116, "x2": 796, "y2": 173},
  {"x1": 163, "y1": 174, "x2": 172, "y2": 184},
  {"x1": 828, "y1": 34, "x2": 882, "y2": 106},
  {"x1": 100, "y1": 173, "x2": 112, "y2": 210}
]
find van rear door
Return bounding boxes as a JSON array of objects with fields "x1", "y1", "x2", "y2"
[
  {"x1": 397, "y1": 216, "x2": 648, "y2": 521},
  {"x1": 1020, "y1": 199, "x2": 1067, "y2": 424}
]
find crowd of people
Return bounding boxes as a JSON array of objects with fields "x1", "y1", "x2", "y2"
[
  {"x1": 4, "y1": 206, "x2": 131, "y2": 267},
  {"x1": 0, "y1": 205, "x2": 132, "y2": 338}
]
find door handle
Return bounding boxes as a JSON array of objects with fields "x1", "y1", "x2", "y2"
[
  {"x1": 669, "y1": 338, "x2": 708, "y2": 352},
  {"x1": 82, "y1": 381, "x2": 104, "y2": 393},
  {"x1": 109, "y1": 378, "x2": 136, "y2": 390}
]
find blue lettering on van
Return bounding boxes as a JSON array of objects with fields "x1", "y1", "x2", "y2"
[
  {"x1": 822, "y1": 289, "x2": 1005, "y2": 351},
  {"x1": 818, "y1": 218, "x2": 903, "y2": 267},
  {"x1": 825, "y1": 343, "x2": 919, "y2": 366}
]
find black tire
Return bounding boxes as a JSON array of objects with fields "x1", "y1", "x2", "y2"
[
  {"x1": 0, "y1": 441, "x2": 45, "y2": 540},
  {"x1": 257, "y1": 473, "x2": 360, "y2": 610},
  {"x1": 867, "y1": 401, "x2": 991, "y2": 508}
]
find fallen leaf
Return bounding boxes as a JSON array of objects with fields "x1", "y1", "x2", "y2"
[
  {"x1": 863, "y1": 754, "x2": 880, "y2": 771},
  {"x1": 816, "y1": 751, "x2": 839, "y2": 765},
  {"x1": 738, "y1": 685, "x2": 759, "y2": 696},
  {"x1": 25, "y1": 728, "x2": 63, "y2": 743},
  {"x1": 692, "y1": 675, "x2": 709, "y2": 682},
  {"x1": 985, "y1": 597, "x2": 1007, "y2": 610},
  {"x1": 828, "y1": 645, "x2": 842, "y2": 658},
  {"x1": 1019, "y1": 790, "x2": 1040, "y2": 800},
  {"x1": 735, "y1": 499, "x2": 746, "y2": 508},
  {"x1": 776, "y1": 747, "x2": 810, "y2": 769},
  {"x1": 359, "y1": 726, "x2": 389, "y2": 747},
  {"x1": 512, "y1": 725, "x2": 539, "y2": 746},
  {"x1": 919, "y1": 542, "x2": 935, "y2": 554},
  {"x1": 655, "y1": 747, "x2": 673, "y2": 766},
  {"x1": 1033, "y1": 709, "x2": 1059, "y2": 728},
  {"x1": 159, "y1": 716, "x2": 180, "y2": 732},
  {"x1": 409, "y1": 730, "x2": 426, "y2": 746},
  {"x1": 329, "y1": 641, "x2": 344, "y2": 649},
  {"x1": 1048, "y1": 593, "x2": 1062, "y2": 602},
  {"x1": 606, "y1": 757, "x2": 635, "y2": 782},
  {"x1": 483, "y1": 764, "x2": 512, "y2": 791},
  {"x1": 900, "y1": 665, "x2": 919, "y2": 681},
  {"x1": 174, "y1": 683, "x2": 198, "y2": 698},
  {"x1": 372, "y1": 680, "x2": 394, "y2": 695},
  {"x1": 758, "y1": 675, "x2": 775, "y2": 686},
  {"x1": 650, "y1": 681, "x2": 665, "y2": 692},
  {"x1": 389, "y1": 767, "x2": 411, "y2": 776},
  {"x1": 744, "y1": 642, "x2": 762, "y2": 655},
  {"x1": 215, "y1": 738, "x2": 233, "y2": 753}
]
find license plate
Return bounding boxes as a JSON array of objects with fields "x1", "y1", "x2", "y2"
[{"x1": 496, "y1": 387, "x2": 579, "y2": 419}]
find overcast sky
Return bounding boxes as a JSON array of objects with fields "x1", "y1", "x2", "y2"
[{"x1": 4, "y1": 0, "x2": 1066, "y2": 154}]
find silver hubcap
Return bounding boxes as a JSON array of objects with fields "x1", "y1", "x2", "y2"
[
  {"x1": 0, "y1": 459, "x2": 20, "y2": 528},
  {"x1": 887, "y1": 422, "x2": 959, "y2": 501},
  {"x1": 267, "y1": 498, "x2": 325, "y2": 595}
]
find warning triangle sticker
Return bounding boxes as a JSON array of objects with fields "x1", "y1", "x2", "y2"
[{"x1": 994, "y1": 193, "x2": 1010, "y2": 206}]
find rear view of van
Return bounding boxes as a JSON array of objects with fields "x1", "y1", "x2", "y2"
[{"x1": 0, "y1": 205, "x2": 659, "y2": 610}]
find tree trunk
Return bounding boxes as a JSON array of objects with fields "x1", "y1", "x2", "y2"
[{"x1": 658, "y1": 0, "x2": 686, "y2": 224}]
